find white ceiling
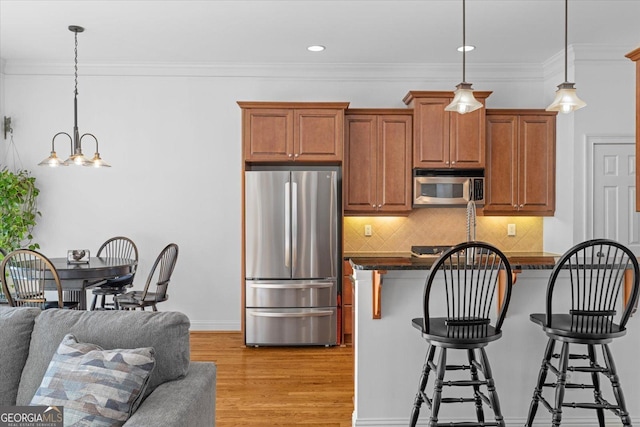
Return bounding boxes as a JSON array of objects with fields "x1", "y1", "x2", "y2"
[{"x1": 0, "y1": 0, "x2": 639, "y2": 67}]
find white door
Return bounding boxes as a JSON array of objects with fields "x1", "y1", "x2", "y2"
[{"x1": 589, "y1": 137, "x2": 640, "y2": 254}]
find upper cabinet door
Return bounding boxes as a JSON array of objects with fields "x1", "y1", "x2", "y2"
[
  {"x1": 377, "y1": 114, "x2": 412, "y2": 212},
  {"x1": 294, "y1": 109, "x2": 344, "y2": 162},
  {"x1": 485, "y1": 115, "x2": 519, "y2": 213},
  {"x1": 243, "y1": 108, "x2": 294, "y2": 162},
  {"x1": 411, "y1": 97, "x2": 450, "y2": 168},
  {"x1": 449, "y1": 102, "x2": 487, "y2": 168},
  {"x1": 344, "y1": 114, "x2": 377, "y2": 212},
  {"x1": 518, "y1": 115, "x2": 556, "y2": 214}
]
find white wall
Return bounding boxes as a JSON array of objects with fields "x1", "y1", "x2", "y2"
[
  {"x1": 0, "y1": 44, "x2": 635, "y2": 330},
  {"x1": 544, "y1": 45, "x2": 636, "y2": 253}
]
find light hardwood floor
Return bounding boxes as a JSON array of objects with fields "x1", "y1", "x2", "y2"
[{"x1": 190, "y1": 332, "x2": 354, "y2": 427}]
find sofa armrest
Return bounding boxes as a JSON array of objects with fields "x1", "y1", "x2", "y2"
[{"x1": 124, "y1": 362, "x2": 216, "y2": 427}]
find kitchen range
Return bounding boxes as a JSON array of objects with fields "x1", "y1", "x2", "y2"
[{"x1": 244, "y1": 166, "x2": 340, "y2": 346}]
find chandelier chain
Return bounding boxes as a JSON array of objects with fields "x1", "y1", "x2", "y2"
[{"x1": 74, "y1": 30, "x2": 79, "y2": 96}]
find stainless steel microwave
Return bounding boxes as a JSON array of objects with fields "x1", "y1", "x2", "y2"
[{"x1": 413, "y1": 169, "x2": 484, "y2": 207}]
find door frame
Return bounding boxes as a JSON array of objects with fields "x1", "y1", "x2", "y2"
[{"x1": 584, "y1": 134, "x2": 635, "y2": 239}]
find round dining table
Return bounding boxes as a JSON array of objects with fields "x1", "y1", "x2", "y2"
[{"x1": 47, "y1": 256, "x2": 137, "y2": 309}]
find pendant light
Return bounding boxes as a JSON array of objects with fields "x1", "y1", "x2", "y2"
[
  {"x1": 546, "y1": 0, "x2": 586, "y2": 113},
  {"x1": 445, "y1": 0, "x2": 483, "y2": 115},
  {"x1": 39, "y1": 25, "x2": 110, "y2": 168}
]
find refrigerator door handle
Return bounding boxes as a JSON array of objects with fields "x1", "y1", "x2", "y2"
[
  {"x1": 291, "y1": 181, "x2": 298, "y2": 270},
  {"x1": 249, "y1": 310, "x2": 334, "y2": 318},
  {"x1": 284, "y1": 181, "x2": 291, "y2": 268},
  {"x1": 249, "y1": 282, "x2": 334, "y2": 290}
]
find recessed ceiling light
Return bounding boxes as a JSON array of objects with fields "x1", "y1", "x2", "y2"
[
  {"x1": 307, "y1": 45, "x2": 326, "y2": 52},
  {"x1": 457, "y1": 45, "x2": 475, "y2": 52}
]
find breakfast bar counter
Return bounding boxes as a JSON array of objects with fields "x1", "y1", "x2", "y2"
[
  {"x1": 348, "y1": 251, "x2": 559, "y2": 271},
  {"x1": 348, "y1": 252, "x2": 559, "y2": 320},
  {"x1": 346, "y1": 251, "x2": 640, "y2": 426}
]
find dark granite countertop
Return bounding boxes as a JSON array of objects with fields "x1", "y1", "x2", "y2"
[{"x1": 347, "y1": 252, "x2": 559, "y2": 271}]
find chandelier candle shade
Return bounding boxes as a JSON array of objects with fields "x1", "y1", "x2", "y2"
[
  {"x1": 445, "y1": 0, "x2": 483, "y2": 115},
  {"x1": 546, "y1": 0, "x2": 586, "y2": 113},
  {"x1": 39, "y1": 25, "x2": 110, "y2": 168}
]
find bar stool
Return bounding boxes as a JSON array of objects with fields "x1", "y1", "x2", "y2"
[
  {"x1": 524, "y1": 238, "x2": 639, "y2": 427},
  {"x1": 409, "y1": 241, "x2": 513, "y2": 427}
]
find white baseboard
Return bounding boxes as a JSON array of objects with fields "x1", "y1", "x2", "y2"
[{"x1": 188, "y1": 320, "x2": 241, "y2": 331}]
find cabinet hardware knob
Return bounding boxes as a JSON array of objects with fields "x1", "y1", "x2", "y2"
[
  {"x1": 451, "y1": 161, "x2": 455, "y2": 164},
  {"x1": 514, "y1": 205, "x2": 517, "y2": 208},
  {"x1": 445, "y1": 161, "x2": 450, "y2": 165},
  {"x1": 294, "y1": 154, "x2": 299, "y2": 157},
  {"x1": 520, "y1": 204, "x2": 524, "y2": 208},
  {"x1": 288, "y1": 153, "x2": 293, "y2": 158},
  {"x1": 378, "y1": 204, "x2": 382, "y2": 208}
]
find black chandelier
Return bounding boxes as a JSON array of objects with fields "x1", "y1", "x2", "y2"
[{"x1": 39, "y1": 25, "x2": 110, "y2": 168}]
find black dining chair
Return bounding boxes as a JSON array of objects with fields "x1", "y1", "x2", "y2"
[
  {"x1": 409, "y1": 241, "x2": 513, "y2": 427},
  {"x1": 0, "y1": 249, "x2": 79, "y2": 310},
  {"x1": 88, "y1": 236, "x2": 139, "y2": 310},
  {"x1": 116, "y1": 243, "x2": 178, "y2": 311},
  {"x1": 524, "y1": 238, "x2": 639, "y2": 427}
]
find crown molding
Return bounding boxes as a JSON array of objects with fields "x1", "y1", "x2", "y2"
[
  {"x1": 543, "y1": 43, "x2": 632, "y2": 79},
  {"x1": 1, "y1": 60, "x2": 543, "y2": 83}
]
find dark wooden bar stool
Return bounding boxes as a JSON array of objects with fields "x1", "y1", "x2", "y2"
[
  {"x1": 524, "y1": 238, "x2": 639, "y2": 427},
  {"x1": 409, "y1": 241, "x2": 513, "y2": 427}
]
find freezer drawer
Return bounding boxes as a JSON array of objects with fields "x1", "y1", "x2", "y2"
[
  {"x1": 245, "y1": 308, "x2": 337, "y2": 346},
  {"x1": 245, "y1": 280, "x2": 337, "y2": 308}
]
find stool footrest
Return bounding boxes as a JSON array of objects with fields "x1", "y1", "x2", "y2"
[
  {"x1": 444, "y1": 379, "x2": 486, "y2": 387},
  {"x1": 562, "y1": 401, "x2": 619, "y2": 411},
  {"x1": 434, "y1": 422, "x2": 500, "y2": 427},
  {"x1": 440, "y1": 397, "x2": 478, "y2": 404}
]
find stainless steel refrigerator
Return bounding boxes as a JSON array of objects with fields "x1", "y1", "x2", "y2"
[{"x1": 244, "y1": 167, "x2": 339, "y2": 346}]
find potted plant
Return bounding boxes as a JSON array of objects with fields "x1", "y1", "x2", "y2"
[{"x1": 0, "y1": 168, "x2": 41, "y2": 253}]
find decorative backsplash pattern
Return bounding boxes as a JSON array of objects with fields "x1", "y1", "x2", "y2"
[{"x1": 344, "y1": 208, "x2": 543, "y2": 254}]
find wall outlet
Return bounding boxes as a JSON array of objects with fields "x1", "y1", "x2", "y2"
[
  {"x1": 364, "y1": 224, "x2": 372, "y2": 237},
  {"x1": 507, "y1": 223, "x2": 516, "y2": 236}
]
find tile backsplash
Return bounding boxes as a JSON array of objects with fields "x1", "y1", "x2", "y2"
[{"x1": 344, "y1": 208, "x2": 542, "y2": 254}]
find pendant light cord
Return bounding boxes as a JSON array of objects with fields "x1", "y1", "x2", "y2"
[
  {"x1": 462, "y1": 0, "x2": 466, "y2": 83},
  {"x1": 564, "y1": 0, "x2": 568, "y2": 83}
]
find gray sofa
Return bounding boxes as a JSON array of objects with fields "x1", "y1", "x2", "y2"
[{"x1": 0, "y1": 306, "x2": 216, "y2": 426}]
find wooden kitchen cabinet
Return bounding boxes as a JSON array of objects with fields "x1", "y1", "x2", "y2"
[
  {"x1": 403, "y1": 91, "x2": 492, "y2": 169},
  {"x1": 484, "y1": 110, "x2": 557, "y2": 216},
  {"x1": 239, "y1": 102, "x2": 349, "y2": 162},
  {"x1": 626, "y1": 47, "x2": 640, "y2": 211},
  {"x1": 344, "y1": 110, "x2": 412, "y2": 214},
  {"x1": 342, "y1": 260, "x2": 354, "y2": 346}
]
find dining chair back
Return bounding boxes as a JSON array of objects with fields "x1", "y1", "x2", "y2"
[
  {"x1": 0, "y1": 249, "x2": 78, "y2": 309},
  {"x1": 90, "y1": 236, "x2": 139, "y2": 310},
  {"x1": 116, "y1": 243, "x2": 179, "y2": 311}
]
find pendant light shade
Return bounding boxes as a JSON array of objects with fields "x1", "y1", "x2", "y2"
[
  {"x1": 40, "y1": 25, "x2": 110, "y2": 168},
  {"x1": 547, "y1": 82, "x2": 587, "y2": 114},
  {"x1": 445, "y1": 83, "x2": 483, "y2": 114},
  {"x1": 445, "y1": 0, "x2": 482, "y2": 115},
  {"x1": 546, "y1": 0, "x2": 586, "y2": 113}
]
